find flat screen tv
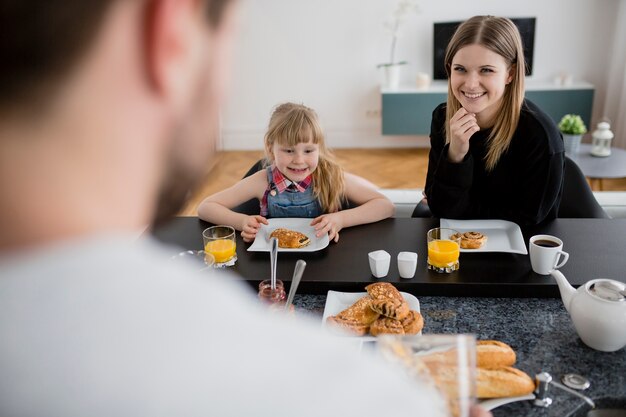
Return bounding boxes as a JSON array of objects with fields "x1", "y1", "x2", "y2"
[{"x1": 432, "y1": 17, "x2": 536, "y2": 80}]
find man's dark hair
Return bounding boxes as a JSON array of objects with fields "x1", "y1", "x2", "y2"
[{"x1": 0, "y1": 0, "x2": 231, "y2": 112}]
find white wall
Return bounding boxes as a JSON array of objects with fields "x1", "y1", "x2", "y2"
[{"x1": 221, "y1": 0, "x2": 621, "y2": 150}]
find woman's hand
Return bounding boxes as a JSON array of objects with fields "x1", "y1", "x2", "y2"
[
  {"x1": 448, "y1": 107, "x2": 480, "y2": 163},
  {"x1": 311, "y1": 213, "x2": 344, "y2": 242},
  {"x1": 240, "y1": 215, "x2": 268, "y2": 242}
]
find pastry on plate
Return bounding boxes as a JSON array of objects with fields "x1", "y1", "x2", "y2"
[
  {"x1": 326, "y1": 283, "x2": 424, "y2": 337},
  {"x1": 269, "y1": 228, "x2": 311, "y2": 249},
  {"x1": 365, "y1": 282, "x2": 405, "y2": 303},
  {"x1": 400, "y1": 310, "x2": 424, "y2": 335},
  {"x1": 451, "y1": 231, "x2": 488, "y2": 249},
  {"x1": 325, "y1": 316, "x2": 370, "y2": 336},
  {"x1": 370, "y1": 316, "x2": 405, "y2": 336},
  {"x1": 326, "y1": 295, "x2": 379, "y2": 336},
  {"x1": 370, "y1": 297, "x2": 410, "y2": 320}
]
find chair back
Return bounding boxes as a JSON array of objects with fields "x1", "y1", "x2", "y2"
[
  {"x1": 411, "y1": 200, "x2": 432, "y2": 218},
  {"x1": 558, "y1": 156, "x2": 610, "y2": 218},
  {"x1": 232, "y1": 159, "x2": 265, "y2": 215}
]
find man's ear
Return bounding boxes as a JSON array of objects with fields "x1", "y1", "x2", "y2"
[{"x1": 143, "y1": 0, "x2": 201, "y2": 106}]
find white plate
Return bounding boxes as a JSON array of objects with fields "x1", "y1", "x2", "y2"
[
  {"x1": 321, "y1": 290, "x2": 421, "y2": 342},
  {"x1": 439, "y1": 219, "x2": 528, "y2": 255},
  {"x1": 479, "y1": 394, "x2": 535, "y2": 411},
  {"x1": 247, "y1": 218, "x2": 330, "y2": 252}
]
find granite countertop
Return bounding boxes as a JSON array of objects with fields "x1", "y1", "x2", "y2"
[{"x1": 293, "y1": 294, "x2": 626, "y2": 417}]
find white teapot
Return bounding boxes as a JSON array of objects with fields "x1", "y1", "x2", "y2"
[{"x1": 551, "y1": 270, "x2": 626, "y2": 352}]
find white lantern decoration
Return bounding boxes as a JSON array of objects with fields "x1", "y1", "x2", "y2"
[{"x1": 590, "y1": 121, "x2": 614, "y2": 157}]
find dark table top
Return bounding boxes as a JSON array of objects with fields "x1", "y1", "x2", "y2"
[{"x1": 151, "y1": 217, "x2": 626, "y2": 298}]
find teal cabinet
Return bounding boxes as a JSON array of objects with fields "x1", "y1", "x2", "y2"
[{"x1": 381, "y1": 82, "x2": 594, "y2": 135}]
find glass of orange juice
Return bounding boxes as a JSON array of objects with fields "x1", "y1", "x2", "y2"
[
  {"x1": 203, "y1": 226, "x2": 237, "y2": 267},
  {"x1": 427, "y1": 228, "x2": 461, "y2": 273}
]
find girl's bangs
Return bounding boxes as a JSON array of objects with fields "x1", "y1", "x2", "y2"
[{"x1": 274, "y1": 113, "x2": 323, "y2": 146}]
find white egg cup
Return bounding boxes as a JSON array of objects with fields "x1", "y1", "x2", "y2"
[
  {"x1": 397, "y1": 251, "x2": 418, "y2": 279},
  {"x1": 368, "y1": 250, "x2": 391, "y2": 278}
]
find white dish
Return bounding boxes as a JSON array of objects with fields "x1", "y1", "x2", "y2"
[
  {"x1": 247, "y1": 218, "x2": 330, "y2": 252},
  {"x1": 479, "y1": 394, "x2": 535, "y2": 411},
  {"x1": 321, "y1": 290, "x2": 421, "y2": 341},
  {"x1": 439, "y1": 219, "x2": 528, "y2": 255}
]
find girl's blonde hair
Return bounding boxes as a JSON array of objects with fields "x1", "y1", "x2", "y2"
[
  {"x1": 264, "y1": 102, "x2": 346, "y2": 213},
  {"x1": 444, "y1": 16, "x2": 526, "y2": 171}
]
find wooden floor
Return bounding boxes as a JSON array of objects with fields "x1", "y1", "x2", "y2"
[{"x1": 179, "y1": 148, "x2": 626, "y2": 216}]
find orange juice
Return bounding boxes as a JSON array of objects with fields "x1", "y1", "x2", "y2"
[
  {"x1": 428, "y1": 239, "x2": 460, "y2": 268},
  {"x1": 204, "y1": 239, "x2": 236, "y2": 263}
]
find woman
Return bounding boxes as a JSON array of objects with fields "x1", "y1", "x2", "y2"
[{"x1": 424, "y1": 16, "x2": 564, "y2": 227}]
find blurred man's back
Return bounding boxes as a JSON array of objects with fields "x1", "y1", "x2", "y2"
[{"x1": 0, "y1": 1, "x2": 447, "y2": 416}]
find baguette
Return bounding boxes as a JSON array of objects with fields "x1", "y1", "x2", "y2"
[
  {"x1": 476, "y1": 340, "x2": 516, "y2": 368},
  {"x1": 476, "y1": 366, "x2": 535, "y2": 398}
]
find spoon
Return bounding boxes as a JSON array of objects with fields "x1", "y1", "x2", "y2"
[
  {"x1": 285, "y1": 260, "x2": 306, "y2": 310},
  {"x1": 270, "y1": 237, "x2": 278, "y2": 290}
]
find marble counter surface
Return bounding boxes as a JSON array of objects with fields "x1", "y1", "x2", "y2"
[{"x1": 293, "y1": 294, "x2": 626, "y2": 417}]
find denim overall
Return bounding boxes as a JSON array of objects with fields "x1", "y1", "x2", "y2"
[{"x1": 265, "y1": 167, "x2": 323, "y2": 218}]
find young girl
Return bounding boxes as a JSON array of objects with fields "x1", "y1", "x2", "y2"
[
  {"x1": 424, "y1": 16, "x2": 564, "y2": 227},
  {"x1": 198, "y1": 102, "x2": 394, "y2": 242}
]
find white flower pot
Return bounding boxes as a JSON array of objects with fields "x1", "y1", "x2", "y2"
[
  {"x1": 563, "y1": 134, "x2": 582, "y2": 156},
  {"x1": 382, "y1": 65, "x2": 402, "y2": 90}
]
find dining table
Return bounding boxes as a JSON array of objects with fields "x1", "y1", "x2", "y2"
[
  {"x1": 152, "y1": 216, "x2": 626, "y2": 298},
  {"x1": 151, "y1": 216, "x2": 626, "y2": 417}
]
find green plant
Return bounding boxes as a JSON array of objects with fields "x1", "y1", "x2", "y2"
[{"x1": 558, "y1": 114, "x2": 587, "y2": 135}]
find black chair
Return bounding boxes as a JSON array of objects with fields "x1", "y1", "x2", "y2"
[
  {"x1": 241, "y1": 158, "x2": 266, "y2": 179},
  {"x1": 558, "y1": 156, "x2": 610, "y2": 218},
  {"x1": 411, "y1": 156, "x2": 609, "y2": 219},
  {"x1": 231, "y1": 159, "x2": 266, "y2": 215},
  {"x1": 411, "y1": 199, "x2": 432, "y2": 218}
]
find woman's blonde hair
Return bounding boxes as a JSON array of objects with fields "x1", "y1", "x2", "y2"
[
  {"x1": 444, "y1": 16, "x2": 526, "y2": 171},
  {"x1": 264, "y1": 102, "x2": 346, "y2": 213}
]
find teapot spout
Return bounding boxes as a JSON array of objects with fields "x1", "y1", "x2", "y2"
[{"x1": 550, "y1": 270, "x2": 576, "y2": 313}]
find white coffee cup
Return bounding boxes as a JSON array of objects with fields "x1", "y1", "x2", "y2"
[
  {"x1": 368, "y1": 250, "x2": 391, "y2": 278},
  {"x1": 529, "y1": 235, "x2": 569, "y2": 275},
  {"x1": 398, "y1": 252, "x2": 418, "y2": 279}
]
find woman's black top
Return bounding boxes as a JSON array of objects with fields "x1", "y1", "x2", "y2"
[{"x1": 425, "y1": 99, "x2": 565, "y2": 227}]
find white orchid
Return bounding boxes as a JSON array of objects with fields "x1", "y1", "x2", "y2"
[{"x1": 379, "y1": 0, "x2": 420, "y2": 67}]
